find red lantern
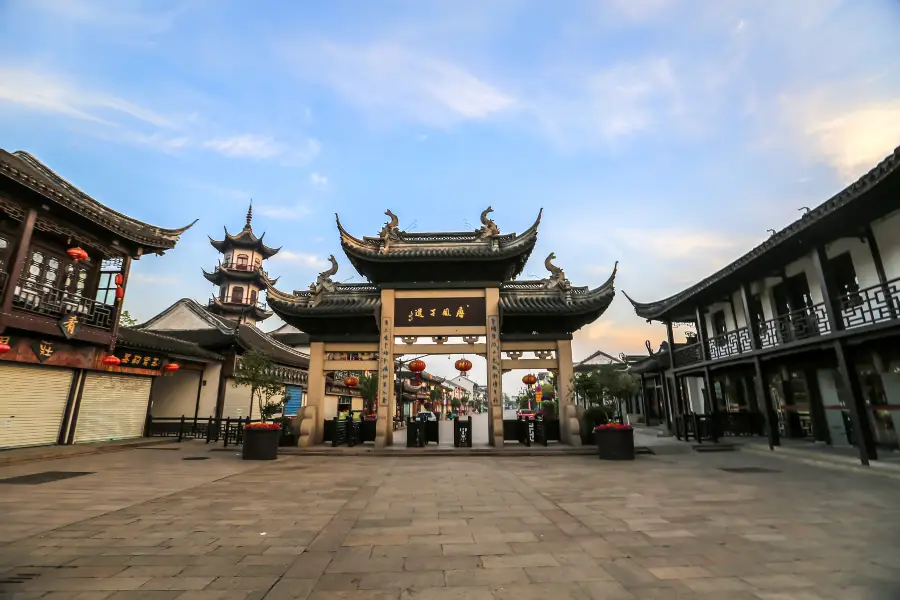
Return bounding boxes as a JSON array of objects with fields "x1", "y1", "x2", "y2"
[
  {"x1": 455, "y1": 358, "x2": 472, "y2": 376},
  {"x1": 114, "y1": 274, "x2": 124, "y2": 286},
  {"x1": 66, "y1": 247, "x2": 89, "y2": 262},
  {"x1": 343, "y1": 375, "x2": 359, "y2": 388},
  {"x1": 409, "y1": 358, "x2": 426, "y2": 383},
  {"x1": 102, "y1": 355, "x2": 121, "y2": 366},
  {"x1": 522, "y1": 373, "x2": 537, "y2": 386},
  {"x1": 0, "y1": 342, "x2": 10, "y2": 355},
  {"x1": 164, "y1": 363, "x2": 180, "y2": 372},
  {"x1": 115, "y1": 287, "x2": 125, "y2": 300}
]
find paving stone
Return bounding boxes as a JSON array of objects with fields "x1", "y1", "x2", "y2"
[
  {"x1": 404, "y1": 556, "x2": 481, "y2": 571},
  {"x1": 444, "y1": 567, "x2": 524, "y2": 587},
  {"x1": 357, "y1": 570, "x2": 445, "y2": 590}
]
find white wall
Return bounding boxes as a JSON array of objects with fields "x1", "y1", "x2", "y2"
[
  {"x1": 816, "y1": 369, "x2": 851, "y2": 447},
  {"x1": 871, "y1": 210, "x2": 900, "y2": 280},
  {"x1": 145, "y1": 305, "x2": 212, "y2": 331},
  {"x1": 684, "y1": 376, "x2": 706, "y2": 413},
  {"x1": 150, "y1": 370, "x2": 201, "y2": 418},
  {"x1": 196, "y1": 363, "x2": 222, "y2": 418}
]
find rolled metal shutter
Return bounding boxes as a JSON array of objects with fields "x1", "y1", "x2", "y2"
[
  {"x1": 283, "y1": 385, "x2": 304, "y2": 417},
  {"x1": 221, "y1": 380, "x2": 253, "y2": 419},
  {"x1": 74, "y1": 373, "x2": 152, "y2": 443},
  {"x1": 0, "y1": 364, "x2": 73, "y2": 450}
]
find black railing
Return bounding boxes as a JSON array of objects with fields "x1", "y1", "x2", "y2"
[
  {"x1": 673, "y1": 342, "x2": 703, "y2": 367},
  {"x1": 146, "y1": 415, "x2": 286, "y2": 447},
  {"x1": 12, "y1": 277, "x2": 114, "y2": 330},
  {"x1": 707, "y1": 327, "x2": 751, "y2": 359},
  {"x1": 838, "y1": 276, "x2": 900, "y2": 329},
  {"x1": 209, "y1": 295, "x2": 268, "y2": 312},
  {"x1": 0, "y1": 270, "x2": 8, "y2": 297},
  {"x1": 758, "y1": 303, "x2": 829, "y2": 348}
]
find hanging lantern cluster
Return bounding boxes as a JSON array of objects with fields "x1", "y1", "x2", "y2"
[
  {"x1": 409, "y1": 358, "x2": 426, "y2": 383},
  {"x1": 454, "y1": 358, "x2": 472, "y2": 377},
  {"x1": 101, "y1": 355, "x2": 121, "y2": 366},
  {"x1": 164, "y1": 363, "x2": 180, "y2": 372},
  {"x1": 114, "y1": 273, "x2": 126, "y2": 301},
  {"x1": 343, "y1": 375, "x2": 359, "y2": 388},
  {"x1": 522, "y1": 373, "x2": 537, "y2": 387},
  {"x1": 66, "y1": 247, "x2": 89, "y2": 262},
  {"x1": 0, "y1": 341, "x2": 10, "y2": 355}
]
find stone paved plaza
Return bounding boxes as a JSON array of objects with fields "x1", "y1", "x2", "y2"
[{"x1": 1, "y1": 445, "x2": 900, "y2": 600}]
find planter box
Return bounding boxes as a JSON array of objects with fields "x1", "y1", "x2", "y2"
[
  {"x1": 595, "y1": 428, "x2": 635, "y2": 461},
  {"x1": 243, "y1": 427, "x2": 280, "y2": 460}
]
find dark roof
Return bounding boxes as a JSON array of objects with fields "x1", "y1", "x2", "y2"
[
  {"x1": 0, "y1": 149, "x2": 197, "y2": 253},
  {"x1": 207, "y1": 297, "x2": 273, "y2": 322},
  {"x1": 137, "y1": 298, "x2": 309, "y2": 368},
  {"x1": 498, "y1": 263, "x2": 617, "y2": 334},
  {"x1": 624, "y1": 144, "x2": 900, "y2": 322},
  {"x1": 202, "y1": 265, "x2": 277, "y2": 287},
  {"x1": 266, "y1": 262, "x2": 617, "y2": 337},
  {"x1": 335, "y1": 209, "x2": 542, "y2": 283},
  {"x1": 117, "y1": 327, "x2": 224, "y2": 362},
  {"x1": 627, "y1": 341, "x2": 679, "y2": 374},
  {"x1": 208, "y1": 205, "x2": 280, "y2": 258},
  {"x1": 269, "y1": 331, "x2": 311, "y2": 346}
]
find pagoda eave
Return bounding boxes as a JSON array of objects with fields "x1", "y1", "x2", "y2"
[{"x1": 207, "y1": 299, "x2": 273, "y2": 322}]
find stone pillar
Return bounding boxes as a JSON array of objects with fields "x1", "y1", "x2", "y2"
[
  {"x1": 300, "y1": 341, "x2": 326, "y2": 447},
  {"x1": 557, "y1": 338, "x2": 580, "y2": 445},
  {"x1": 486, "y1": 288, "x2": 504, "y2": 446},
  {"x1": 375, "y1": 290, "x2": 395, "y2": 448}
]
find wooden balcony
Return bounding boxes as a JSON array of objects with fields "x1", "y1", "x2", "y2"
[
  {"x1": 758, "y1": 303, "x2": 831, "y2": 348},
  {"x1": 837, "y1": 276, "x2": 900, "y2": 329},
  {"x1": 707, "y1": 327, "x2": 752, "y2": 359},
  {"x1": 11, "y1": 276, "x2": 115, "y2": 330}
]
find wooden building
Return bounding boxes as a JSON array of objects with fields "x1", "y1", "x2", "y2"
[
  {"x1": 623, "y1": 144, "x2": 900, "y2": 464},
  {"x1": 0, "y1": 149, "x2": 195, "y2": 449},
  {"x1": 264, "y1": 207, "x2": 617, "y2": 447}
]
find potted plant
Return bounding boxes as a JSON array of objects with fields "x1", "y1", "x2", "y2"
[
  {"x1": 232, "y1": 350, "x2": 285, "y2": 460},
  {"x1": 594, "y1": 422, "x2": 635, "y2": 461},
  {"x1": 581, "y1": 404, "x2": 612, "y2": 444}
]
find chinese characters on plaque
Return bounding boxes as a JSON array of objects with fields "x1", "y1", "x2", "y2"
[
  {"x1": 488, "y1": 315, "x2": 501, "y2": 406},
  {"x1": 57, "y1": 313, "x2": 80, "y2": 340},
  {"x1": 394, "y1": 297, "x2": 486, "y2": 327},
  {"x1": 30, "y1": 339, "x2": 56, "y2": 363},
  {"x1": 378, "y1": 317, "x2": 393, "y2": 406},
  {"x1": 112, "y1": 349, "x2": 164, "y2": 370}
]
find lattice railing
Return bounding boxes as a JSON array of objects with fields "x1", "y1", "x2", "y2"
[
  {"x1": 707, "y1": 327, "x2": 751, "y2": 359},
  {"x1": 12, "y1": 277, "x2": 114, "y2": 330},
  {"x1": 759, "y1": 303, "x2": 830, "y2": 348},
  {"x1": 837, "y1": 276, "x2": 900, "y2": 329},
  {"x1": 673, "y1": 342, "x2": 703, "y2": 367}
]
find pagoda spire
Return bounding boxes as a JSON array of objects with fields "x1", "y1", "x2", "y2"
[{"x1": 245, "y1": 200, "x2": 253, "y2": 229}]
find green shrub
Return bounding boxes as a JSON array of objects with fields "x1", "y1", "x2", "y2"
[{"x1": 582, "y1": 405, "x2": 612, "y2": 429}]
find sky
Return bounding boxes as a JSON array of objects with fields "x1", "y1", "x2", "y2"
[{"x1": 1, "y1": 0, "x2": 899, "y2": 391}]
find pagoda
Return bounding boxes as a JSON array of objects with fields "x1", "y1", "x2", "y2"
[
  {"x1": 264, "y1": 207, "x2": 617, "y2": 339},
  {"x1": 203, "y1": 203, "x2": 280, "y2": 325}
]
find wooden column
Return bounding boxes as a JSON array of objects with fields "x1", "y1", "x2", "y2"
[
  {"x1": 0, "y1": 207, "x2": 37, "y2": 320},
  {"x1": 556, "y1": 338, "x2": 578, "y2": 445},
  {"x1": 108, "y1": 255, "x2": 132, "y2": 351},
  {"x1": 694, "y1": 307, "x2": 711, "y2": 362},
  {"x1": 639, "y1": 374, "x2": 650, "y2": 425},
  {"x1": 834, "y1": 341, "x2": 877, "y2": 464},
  {"x1": 811, "y1": 246, "x2": 875, "y2": 463},
  {"x1": 739, "y1": 283, "x2": 761, "y2": 350},
  {"x1": 752, "y1": 357, "x2": 779, "y2": 449},
  {"x1": 665, "y1": 321, "x2": 686, "y2": 417},
  {"x1": 375, "y1": 289, "x2": 395, "y2": 448},
  {"x1": 694, "y1": 306, "x2": 717, "y2": 422},
  {"x1": 864, "y1": 224, "x2": 897, "y2": 319}
]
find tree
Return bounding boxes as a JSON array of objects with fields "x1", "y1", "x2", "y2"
[
  {"x1": 232, "y1": 350, "x2": 286, "y2": 422},
  {"x1": 357, "y1": 372, "x2": 379, "y2": 414},
  {"x1": 118, "y1": 310, "x2": 138, "y2": 327},
  {"x1": 450, "y1": 398, "x2": 462, "y2": 412}
]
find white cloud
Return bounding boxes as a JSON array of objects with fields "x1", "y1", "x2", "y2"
[
  {"x1": 0, "y1": 67, "x2": 170, "y2": 127},
  {"x1": 281, "y1": 40, "x2": 516, "y2": 127},
  {"x1": 131, "y1": 273, "x2": 180, "y2": 285},
  {"x1": 269, "y1": 250, "x2": 329, "y2": 270},
  {"x1": 310, "y1": 172, "x2": 328, "y2": 189},
  {"x1": 612, "y1": 227, "x2": 754, "y2": 262},
  {"x1": 203, "y1": 135, "x2": 285, "y2": 159},
  {"x1": 256, "y1": 204, "x2": 312, "y2": 220}
]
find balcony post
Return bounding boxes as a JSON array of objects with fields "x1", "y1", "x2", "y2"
[
  {"x1": 739, "y1": 283, "x2": 761, "y2": 351},
  {"x1": 864, "y1": 223, "x2": 898, "y2": 320},
  {"x1": 694, "y1": 306, "x2": 711, "y2": 362},
  {"x1": 0, "y1": 207, "x2": 38, "y2": 322},
  {"x1": 810, "y1": 246, "x2": 843, "y2": 334}
]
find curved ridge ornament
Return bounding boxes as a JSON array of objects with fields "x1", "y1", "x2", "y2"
[
  {"x1": 309, "y1": 254, "x2": 339, "y2": 299},
  {"x1": 379, "y1": 209, "x2": 403, "y2": 253},
  {"x1": 475, "y1": 206, "x2": 501, "y2": 239},
  {"x1": 542, "y1": 252, "x2": 572, "y2": 292}
]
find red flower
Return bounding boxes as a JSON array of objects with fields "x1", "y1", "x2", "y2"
[
  {"x1": 594, "y1": 423, "x2": 633, "y2": 431},
  {"x1": 245, "y1": 422, "x2": 281, "y2": 430}
]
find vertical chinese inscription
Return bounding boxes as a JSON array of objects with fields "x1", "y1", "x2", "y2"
[
  {"x1": 488, "y1": 315, "x2": 501, "y2": 406},
  {"x1": 378, "y1": 317, "x2": 393, "y2": 406}
]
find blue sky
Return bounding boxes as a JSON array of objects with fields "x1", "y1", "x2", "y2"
[{"x1": 2, "y1": 0, "x2": 899, "y2": 388}]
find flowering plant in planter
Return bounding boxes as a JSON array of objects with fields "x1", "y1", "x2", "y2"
[
  {"x1": 245, "y1": 422, "x2": 281, "y2": 430},
  {"x1": 594, "y1": 423, "x2": 633, "y2": 431}
]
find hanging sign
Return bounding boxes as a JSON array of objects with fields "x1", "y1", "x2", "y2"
[
  {"x1": 58, "y1": 313, "x2": 80, "y2": 340},
  {"x1": 112, "y1": 348, "x2": 165, "y2": 370},
  {"x1": 30, "y1": 339, "x2": 57, "y2": 363},
  {"x1": 394, "y1": 297, "x2": 486, "y2": 327}
]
